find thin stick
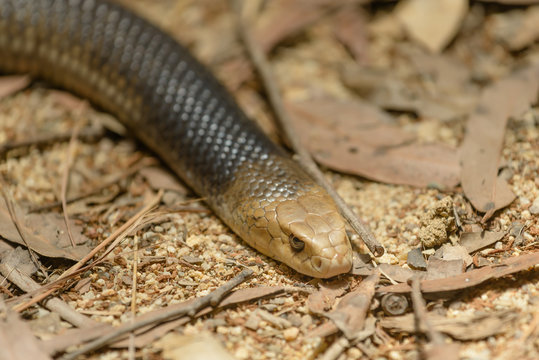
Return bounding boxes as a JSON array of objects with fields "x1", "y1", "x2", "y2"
[
  {"x1": 410, "y1": 277, "x2": 460, "y2": 360},
  {"x1": 409, "y1": 277, "x2": 443, "y2": 345},
  {"x1": 319, "y1": 337, "x2": 352, "y2": 360},
  {"x1": 0, "y1": 261, "x2": 96, "y2": 328},
  {"x1": 0, "y1": 127, "x2": 105, "y2": 157},
  {"x1": 233, "y1": 0, "x2": 383, "y2": 256},
  {"x1": 61, "y1": 117, "x2": 85, "y2": 247},
  {"x1": 128, "y1": 235, "x2": 139, "y2": 360},
  {"x1": 61, "y1": 269, "x2": 254, "y2": 360}
]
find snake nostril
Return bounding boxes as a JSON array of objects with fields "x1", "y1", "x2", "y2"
[{"x1": 312, "y1": 257, "x2": 323, "y2": 271}]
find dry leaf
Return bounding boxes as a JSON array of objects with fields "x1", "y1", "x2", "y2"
[
  {"x1": 425, "y1": 257, "x2": 465, "y2": 280},
  {"x1": 377, "y1": 252, "x2": 539, "y2": 294},
  {"x1": 434, "y1": 244, "x2": 473, "y2": 267},
  {"x1": 380, "y1": 310, "x2": 516, "y2": 340},
  {"x1": 0, "y1": 196, "x2": 90, "y2": 260},
  {"x1": 378, "y1": 263, "x2": 415, "y2": 283},
  {"x1": 343, "y1": 50, "x2": 478, "y2": 121},
  {"x1": 139, "y1": 166, "x2": 188, "y2": 194},
  {"x1": 307, "y1": 279, "x2": 348, "y2": 314},
  {"x1": 489, "y1": 6, "x2": 539, "y2": 51},
  {"x1": 350, "y1": 252, "x2": 374, "y2": 276},
  {"x1": 288, "y1": 97, "x2": 460, "y2": 188},
  {"x1": 406, "y1": 50, "x2": 470, "y2": 89},
  {"x1": 0, "y1": 75, "x2": 31, "y2": 100},
  {"x1": 217, "y1": 57, "x2": 253, "y2": 92},
  {"x1": 49, "y1": 90, "x2": 87, "y2": 110},
  {"x1": 29, "y1": 312, "x2": 64, "y2": 338},
  {"x1": 460, "y1": 65, "x2": 539, "y2": 215},
  {"x1": 325, "y1": 272, "x2": 379, "y2": 339},
  {"x1": 332, "y1": 6, "x2": 369, "y2": 63},
  {"x1": 407, "y1": 248, "x2": 427, "y2": 270},
  {"x1": 255, "y1": 0, "x2": 358, "y2": 53},
  {"x1": 460, "y1": 231, "x2": 505, "y2": 253},
  {"x1": 0, "y1": 246, "x2": 38, "y2": 278},
  {"x1": 0, "y1": 300, "x2": 52, "y2": 360},
  {"x1": 396, "y1": 0, "x2": 468, "y2": 53}
]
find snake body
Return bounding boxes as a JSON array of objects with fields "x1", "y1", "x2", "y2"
[{"x1": 0, "y1": 0, "x2": 353, "y2": 277}]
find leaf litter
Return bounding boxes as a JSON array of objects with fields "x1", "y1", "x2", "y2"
[
  {"x1": 0, "y1": 1, "x2": 538, "y2": 360},
  {"x1": 0, "y1": 75, "x2": 31, "y2": 100},
  {"x1": 460, "y1": 64, "x2": 539, "y2": 217},
  {"x1": 0, "y1": 195, "x2": 91, "y2": 260},
  {"x1": 288, "y1": 97, "x2": 461, "y2": 188},
  {"x1": 395, "y1": 0, "x2": 468, "y2": 53}
]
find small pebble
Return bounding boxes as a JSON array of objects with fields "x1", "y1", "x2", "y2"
[
  {"x1": 270, "y1": 297, "x2": 286, "y2": 305},
  {"x1": 347, "y1": 347, "x2": 362, "y2": 359},
  {"x1": 142, "y1": 231, "x2": 158, "y2": 241},
  {"x1": 510, "y1": 222, "x2": 524, "y2": 237},
  {"x1": 301, "y1": 315, "x2": 313, "y2": 328},
  {"x1": 530, "y1": 197, "x2": 539, "y2": 215},
  {"x1": 182, "y1": 255, "x2": 203, "y2": 264},
  {"x1": 245, "y1": 313, "x2": 261, "y2": 331},
  {"x1": 283, "y1": 327, "x2": 299, "y2": 341},
  {"x1": 287, "y1": 313, "x2": 303, "y2": 327},
  {"x1": 261, "y1": 304, "x2": 278, "y2": 312},
  {"x1": 235, "y1": 347, "x2": 249, "y2": 360}
]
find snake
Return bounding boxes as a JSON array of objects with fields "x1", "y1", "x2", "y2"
[{"x1": 0, "y1": 0, "x2": 353, "y2": 278}]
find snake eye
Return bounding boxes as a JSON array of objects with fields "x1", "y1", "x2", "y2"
[{"x1": 289, "y1": 235, "x2": 305, "y2": 251}]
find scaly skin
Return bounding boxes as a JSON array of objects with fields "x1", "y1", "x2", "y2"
[{"x1": 0, "y1": 0, "x2": 353, "y2": 277}]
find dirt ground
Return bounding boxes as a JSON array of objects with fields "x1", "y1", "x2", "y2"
[{"x1": 0, "y1": 0, "x2": 538, "y2": 359}]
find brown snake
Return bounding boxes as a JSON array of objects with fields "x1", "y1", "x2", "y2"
[{"x1": 0, "y1": 0, "x2": 353, "y2": 277}]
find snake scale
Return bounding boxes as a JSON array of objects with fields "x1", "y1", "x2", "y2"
[{"x1": 0, "y1": 0, "x2": 353, "y2": 277}]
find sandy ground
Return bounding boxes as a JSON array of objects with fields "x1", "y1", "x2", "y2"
[{"x1": 0, "y1": 1, "x2": 537, "y2": 359}]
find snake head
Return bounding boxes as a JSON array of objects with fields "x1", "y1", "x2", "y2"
[
  {"x1": 242, "y1": 188, "x2": 353, "y2": 278},
  {"x1": 274, "y1": 191, "x2": 353, "y2": 278}
]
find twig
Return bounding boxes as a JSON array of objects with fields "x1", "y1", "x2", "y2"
[
  {"x1": 0, "y1": 127, "x2": 105, "y2": 157},
  {"x1": 0, "y1": 261, "x2": 96, "y2": 328},
  {"x1": 12, "y1": 190, "x2": 163, "y2": 312},
  {"x1": 410, "y1": 276, "x2": 460, "y2": 360},
  {"x1": 61, "y1": 269, "x2": 254, "y2": 360},
  {"x1": 409, "y1": 277, "x2": 443, "y2": 345},
  {"x1": 128, "y1": 235, "x2": 139, "y2": 360},
  {"x1": 233, "y1": 0, "x2": 383, "y2": 257},
  {"x1": 61, "y1": 116, "x2": 86, "y2": 247},
  {"x1": 319, "y1": 337, "x2": 352, "y2": 360}
]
